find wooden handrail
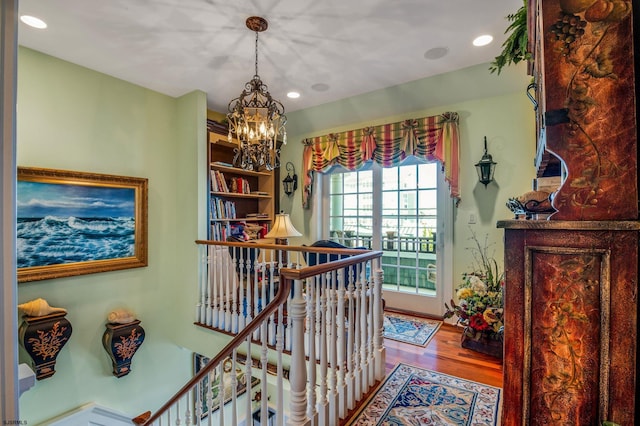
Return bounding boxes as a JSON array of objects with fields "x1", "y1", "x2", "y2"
[
  {"x1": 135, "y1": 242, "x2": 383, "y2": 425},
  {"x1": 279, "y1": 251, "x2": 382, "y2": 281},
  {"x1": 134, "y1": 275, "x2": 293, "y2": 425},
  {"x1": 195, "y1": 238, "x2": 373, "y2": 256}
]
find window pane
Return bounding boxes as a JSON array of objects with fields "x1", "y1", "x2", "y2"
[
  {"x1": 330, "y1": 174, "x2": 344, "y2": 192},
  {"x1": 382, "y1": 167, "x2": 398, "y2": 190},
  {"x1": 418, "y1": 163, "x2": 437, "y2": 188}
]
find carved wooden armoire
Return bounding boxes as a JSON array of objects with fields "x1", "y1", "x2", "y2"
[{"x1": 497, "y1": 0, "x2": 638, "y2": 424}]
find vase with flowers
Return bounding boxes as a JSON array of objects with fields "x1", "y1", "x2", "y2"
[{"x1": 444, "y1": 230, "x2": 504, "y2": 358}]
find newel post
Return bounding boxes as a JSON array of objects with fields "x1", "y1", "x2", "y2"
[
  {"x1": 288, "y1": 279, "x2": 310, "y2": 426},
  {"x1": 372, "y1": 261, "x2": 385, "y2": 381}
]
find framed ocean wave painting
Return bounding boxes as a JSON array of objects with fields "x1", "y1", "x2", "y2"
[{"x1": 17, "y1": 167, "x2": 148, "y2": 283}]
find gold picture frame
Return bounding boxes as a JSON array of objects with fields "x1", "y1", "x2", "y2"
[{"x1": 17, "y1": 167, "x2": 148, "y2": 283}]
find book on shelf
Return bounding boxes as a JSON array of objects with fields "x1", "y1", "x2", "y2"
[
  {"x1": 211, "y1": 222, "x2": 232, "y2": 241},
  {"x1": 226, "y1": 176, "x2": 251, "y2": 194},
  {"x1": 209, "y1": 197, "x2": 236, "y2": 220},
  {"x1": 210, "y1": 169, "x2": 256, "y2": 195},
  {"x1": 245, "y1": 213, "x2": 269, "y2": 219},
  {"x1": 212, "y1": 161, "x2": 234, "y2": 168},
  {"x1": 210, "y1": 170, "x2": 229, "y2": 193}
]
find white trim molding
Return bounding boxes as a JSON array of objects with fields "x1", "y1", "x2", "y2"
[{"x1": 1, "y1": 0, "x2": 19, "y2": 420}]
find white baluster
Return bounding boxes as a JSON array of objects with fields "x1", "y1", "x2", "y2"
[
  {"x1": 336, "y1": 269, "x2": 346, "y2": 419},
  {"x1": 259, "y1": 320, "x2": 269, "y2": 426},
  {"x1": 285, "y1": 285, "x2": 293, "y2": 351},
  {"x1": 245, "y1": 337, "x2": 252, "y2": 426},
  {"x1": 253, "y1": 261, "x2": 261, "y2": 340},
  {"x1": 231, "y1": 251, "x2": 238, "y2": 334},
  {"x1": 346, "y1": 267, "x2": 355, "y2": 411},
  {"x1": 268, "y1": 259, "x2": 276, "y2": 345},
  {"x1": 206, "y1": 369, "x2": 214, "y2": 424},
  {"x1": 230, "y1": 352, "x2": 238, "y2": 426},
  {"x1": 223, "y1": 251, "x2": 231, "y2": 332},
  {"x1": 185, "y1": 391, "x2": 192, "y2": 426},
  {"x1": 217, "y1": 247, "x2": 225, "y2": 328},
  {"x1": 317, "y1": 272, "x2": 329, "y2": 426},
  {"x1": 307, "y1": 277, "x2": 317, "y2": 423},
  {"x1": 359, "y1": 262, "x2": 370, "y2": 393},
  {"x1": 328, "y1": 272, "x2": 339, "y2": 426},
  {"x1": 197, "y1": 245, "x2": 205, "y2": 323},
  {"x1": 315, "y1": 275, "x2": 322, "y2": 362},
  {"x1": 353, "y1": 264, "x2": 362, "y2": 402},
  {"x1": 218, "y1": 364, "x2": 225, "y2": 426},
  {"x1": 194, "y1": 379, "x2": 201, "y2": 424},
  {"x1": 212, "y1": 246, "x2": 219, "y2": 327},
  {"x1": 238, "y1": 252, "x2": 246, "y2": 331},
  {"x1": 206, "y1": 246, "x2": 214, "y2": 327},
  {"x1": 367, "y1": 261, "x2": 375, "y2": 386},
  {"x1": 245, "y1": 258, "x2": 253, "y2": 330},
  {"x1": 276, "y1": 303, "x2": 285, "y2": 426}
]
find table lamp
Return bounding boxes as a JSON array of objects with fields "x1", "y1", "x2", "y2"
[
  {"x1": 265, "y1": 211, "x2": 301, "y2": 267},
  {"x1": 265, "y1": 211, "x2": 302, "y2": 245}
]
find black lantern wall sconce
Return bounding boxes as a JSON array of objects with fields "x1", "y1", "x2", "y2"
[
  {"x1": 282, "y1": 162, "x2": 298, "y2": 196},
  {"x1": 475, "y1": 136, "x2": 497, "y2": 187}
]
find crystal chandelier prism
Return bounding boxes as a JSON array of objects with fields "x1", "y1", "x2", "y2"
[{"x1": 227, "y1": 16, "x2": 287, "y2": 171}]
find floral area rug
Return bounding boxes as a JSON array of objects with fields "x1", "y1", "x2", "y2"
[
  {"x1": 383, "y1": 312, "x2": 441, "y2": 347},
  {"x1": 349, "y1": 363, "x2": 502, "y2": 425}
]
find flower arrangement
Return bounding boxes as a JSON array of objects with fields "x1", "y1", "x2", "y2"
[{"x1": 444, "y1": 230, "x2": 504, "y2": 341}]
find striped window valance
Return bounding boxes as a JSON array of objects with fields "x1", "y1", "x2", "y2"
[{"x1": 301, "y1": 112, "x2": 459, "y2": 209}]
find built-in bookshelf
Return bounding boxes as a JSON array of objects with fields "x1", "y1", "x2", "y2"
[{"x1": 207, "y1": 122, "x2": 275, "y2": 241}]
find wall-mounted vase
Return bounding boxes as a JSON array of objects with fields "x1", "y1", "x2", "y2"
[
  {"x1": 18, "y1": 311, "x2": 73, "y2": 380},
  {"x1": 102, "y1": 319, "x2": 145, "y2": 377}
]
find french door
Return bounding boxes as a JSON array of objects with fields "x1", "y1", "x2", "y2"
[{"x1": 323, "y1": 160, "x2": 451, "y2": 316}]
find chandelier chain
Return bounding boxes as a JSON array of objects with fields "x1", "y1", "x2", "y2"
[{"x1": 254, "y1": 31, "x2": 259, "y2": 77}]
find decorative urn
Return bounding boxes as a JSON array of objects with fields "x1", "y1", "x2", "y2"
[
  {"x1": 17, "y1": 298, "x2": 72, "y2": 380},
  {"x1": 102, "y1": 309, "x2": 145, "y2": 377}
]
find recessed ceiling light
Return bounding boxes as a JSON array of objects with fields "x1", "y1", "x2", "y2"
[
  {"x1": 473, "y1": 35, "x2": 493, "y2": 47},
  {"x1": 287, "y1": 91, "x2": 300, "y2": 99},
  {"x1": 20, "y1": 15, "x2": 47, "y2": 29}
]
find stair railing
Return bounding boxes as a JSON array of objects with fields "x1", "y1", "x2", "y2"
[{"x1": 134, "y1": 240, "x2": 384, "y2": 426}]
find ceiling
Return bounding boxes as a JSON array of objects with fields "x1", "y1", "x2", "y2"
[{"x1": 17, "y1": 0, "x2": 524, "y2": 115}]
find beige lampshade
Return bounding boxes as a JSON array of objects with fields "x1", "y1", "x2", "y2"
[{"x1": 265, "y1": 212, "x2": 302, "y2": 239}]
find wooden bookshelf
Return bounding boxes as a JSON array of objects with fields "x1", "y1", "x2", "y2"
[{"x1": 207, "y1": 124, "x2": 275, "y2": 241}]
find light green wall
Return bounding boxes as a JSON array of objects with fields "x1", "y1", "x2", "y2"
[
  {"x1": 280, "y1": 62, "x2": 535, "y2": 313},
  {"x1": 15, "y1": 47, "x2": 226, "y2": 424}
]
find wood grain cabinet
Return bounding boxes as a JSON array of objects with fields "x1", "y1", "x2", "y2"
[
  {"x1": 497, "y1": 221, "x2": 638, "y2": 425},
  {"x1": 528, "y1": 0, "x2": 637, "y2": 219},
  {"x1": 499, "y1": 1, "x2": 638, "y2": 424}
]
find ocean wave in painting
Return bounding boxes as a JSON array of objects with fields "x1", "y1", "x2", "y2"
[{"x1": 17, "y1": 216, "x2": 135, "y2": 268}]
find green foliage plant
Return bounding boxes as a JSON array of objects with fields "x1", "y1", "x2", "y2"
[{"x1": 489, "y1": 0, "x2": 531, "y2": 74}]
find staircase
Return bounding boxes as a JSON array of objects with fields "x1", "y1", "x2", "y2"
[{"x1": 134, "y1": 240, "x2": 386, "y2": 425}]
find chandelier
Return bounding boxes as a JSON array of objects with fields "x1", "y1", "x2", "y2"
[{"x1": 227, "y1": 16, "x2": 287, "y2": 171}]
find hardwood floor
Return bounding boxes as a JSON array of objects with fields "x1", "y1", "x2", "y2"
[
  {"x1": 340, "y1": 313, "x2": 503, "y2": 425},
  {"x1": 384, "y1": 321, "x2": 503, "y2": 388},
  {"x1": 341, "y1": 314, "x2": 503, "y2": 424}
]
